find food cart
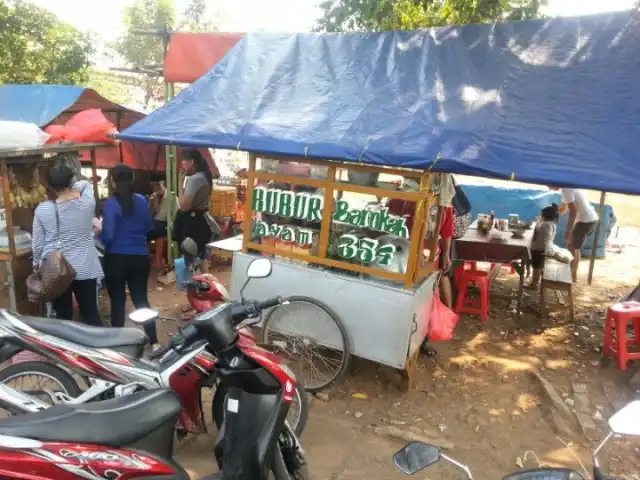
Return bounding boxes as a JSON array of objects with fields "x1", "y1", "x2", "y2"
[
  {"x1": 221, "y1": 153, "x2": 441, "y2": 390},
  {"x1": 0, "y1": 143, "x2": 106, "y2": 314}
]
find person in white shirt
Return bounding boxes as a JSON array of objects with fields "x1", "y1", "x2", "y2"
[{"x1": 549, "y1": 187, "x2": 599, "y2": 282}]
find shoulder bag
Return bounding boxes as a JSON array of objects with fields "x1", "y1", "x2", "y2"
[{"x1": 27, "y1": 202, "x2": 77, "y2": 304}]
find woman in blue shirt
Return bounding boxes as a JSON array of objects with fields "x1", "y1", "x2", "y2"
[{"x1": 99, "y1": 165, "x2": 157, "y2": 347}]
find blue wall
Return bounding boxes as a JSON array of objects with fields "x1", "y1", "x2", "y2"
[{"x1": 458, "y1": 184, "x2": 613, "y2": 258}]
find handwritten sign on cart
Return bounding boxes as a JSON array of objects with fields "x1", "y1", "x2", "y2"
[{"x1": 252, "y1": 187, "x2": 411, "y2": 267}]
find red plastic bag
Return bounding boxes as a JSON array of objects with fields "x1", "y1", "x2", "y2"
[
  {"x1": 44, "y1": 124, "x2": 66, "y2": 144},
  {"x1": 61, "y1": 109, "x2": 119, "y2": 145},
  {"x1": 427, "y1": 292, "x2": 459, "y2": 342}
]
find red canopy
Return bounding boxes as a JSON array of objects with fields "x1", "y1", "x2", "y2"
[
  {"x1": 164, "y1": 32, "x2": 244, "y2": 84},
  {"x1": 48, "y1": 89, "x2": 215, "y2": 173}
]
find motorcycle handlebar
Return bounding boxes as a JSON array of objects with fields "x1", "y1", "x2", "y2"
[
  {"x1": 258, "y1": 297, "x2": 283, "y2": 310},
  {"x1": 230, "y1": 297, "x2": 283, "y2": 324},
  {"x1": 166, "y1": 297, "x2": 284, "y2": 355}
]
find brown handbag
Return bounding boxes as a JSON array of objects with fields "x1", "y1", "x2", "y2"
[{"x1": 27, "y1": 202, "x2": 76, "y2": 304}]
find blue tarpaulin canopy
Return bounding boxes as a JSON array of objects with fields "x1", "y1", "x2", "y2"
[
  {"x1": 0, "y1": 85, "x2": 167, "y2": 169},
  {"x1": 0, "y1": 85, "x2": 129, "y2": 126},
  {"x1": 119, "y1": 12, "x2": 640, "y2": 194}
]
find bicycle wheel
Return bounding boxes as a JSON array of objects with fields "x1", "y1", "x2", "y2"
[{"x1": 261, "y1": 296, "x2": 350, "y2": 392}]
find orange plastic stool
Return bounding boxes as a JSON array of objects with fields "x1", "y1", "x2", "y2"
[
  {"x1": 603, "y1": 301, "x2": 640, "y2": 371},
  {"x1": 455, "y1": 270, "x2": 490, "y2": 322},
  {"x1": 490, "y1": 263, "x2": 516, "y2": 274}
]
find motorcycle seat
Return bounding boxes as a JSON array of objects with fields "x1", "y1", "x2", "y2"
[
  {"x1": 19, "y1": 315, "x2": 148, "y2": 349},
  {"x1": 0, "y1": 389, "x2": 181, "y2": 446}
]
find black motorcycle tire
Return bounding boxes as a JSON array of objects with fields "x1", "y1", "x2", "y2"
[
  {"x1": 0, "y1": 361, "x2": 82, "y2": 410},
  {"x1": 212, "y1": 378, "x2": 309, "y2": 438},
  {"x1": 271, "y1": 444, "x2": 309, "y2": 480},
  {"x1": 205, "y1": 446, "x2": 302, "y2": 480}
]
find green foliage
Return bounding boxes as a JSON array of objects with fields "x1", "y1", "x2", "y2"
[
  {"x1": 315, "y1": 0, "x2": 546, "y2": 32},
  {"x1": 114, "y1": 0, "x2": 176, "y2": 67},
  {"x1": 178, "y1": 0, "x2": 216, "y2": 32},
  {"x1": 86, "y1": 70, "x2": 137, "y2": 107},
  {"x1": 114, "y1": 0, "x2": 218, "y2": 68},
  {"x1": 0, "y1": 0, "x2": 93, "y2": 85},
  {"x1": 112, "y1": 0, "x2": 217, "y2": 108}
]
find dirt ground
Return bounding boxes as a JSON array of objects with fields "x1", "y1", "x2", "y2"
[{"x1": 136, "y1": 232, "x2": 640, "y2": 480}]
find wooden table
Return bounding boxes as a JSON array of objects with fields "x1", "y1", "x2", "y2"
[{"x1": 454, "y1": 227, "x2": 533, "y2": 320}]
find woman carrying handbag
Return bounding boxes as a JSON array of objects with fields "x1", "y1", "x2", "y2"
[{"x1": 31, "y1": 165, "x2": 103, "y2": 326}]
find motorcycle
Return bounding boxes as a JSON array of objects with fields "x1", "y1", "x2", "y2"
[
  {"x1": 0, "y1": 258, "x2": 309, "y2": 437},
  {"x1": 181, "y1": 237, "x2": 230, "y2": 320},
  {"x1": 392, "y1": 399, "x2": 640, "y2": 479},
  {"x1": 0, "y1": 258, "x2": 309, "y2": 478}
]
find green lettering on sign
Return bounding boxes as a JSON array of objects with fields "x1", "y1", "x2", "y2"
[
  {"x1": 333, "y1": 200, "x2": 349, "y2": 222},
  {"x1": 278, "y1": 191, "x2": 294, "y2": 217},
  {"x1": 305, "y1": 195, "x2": 323, "y2": 222},
  {"x1": 337, "y1": 234, "x2": 358, "y2": 260},
  {"x1": 336, "y1": 235, "x2": 397, "y2": 267},
  {"x1": 293, "y1": 193, "x2": 309, "y2": 219},
  {"x1": 254, "y1": 220, "x2": 268, "y2": 237},
  {"x1": 297, "y1": 229, "x2": 312, "y2": 246},
  {"x1": 252, "y1": 186, "x2": 266, "y2": 211},
  {"x1": 376, "y1": 244, "x2": 396, "y2": 266},
  {"x1": 281, "y1": 226, "x2": 295, "y2": 242}
]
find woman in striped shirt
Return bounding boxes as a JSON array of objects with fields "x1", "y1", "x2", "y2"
[{"x1": 32, "y1": 165, "x2": 103, "y2": 326}]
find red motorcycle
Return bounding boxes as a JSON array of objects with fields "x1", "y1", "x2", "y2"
[
  {"x1": 0, "y1": 270, "x2": 309, "y2": 478},
  {"x1": 181, "y1": 236, "x2": 230, "y2": 320},
  {"x1": 0, "y1": 259, "x2": 308, "y2": 437}
]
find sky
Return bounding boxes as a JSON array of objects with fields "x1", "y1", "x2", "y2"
[{"x1": 32, "y1": 0, "x2": 637, "y2": 43}]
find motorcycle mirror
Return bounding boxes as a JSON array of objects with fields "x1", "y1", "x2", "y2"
[
  {"x1": 246, "y1": 258, "x2": 272, "y2": 279},
  {"x1": 240, "y1": 258, "x2": 273, "y2": 302},
  {"x1": 608, "y1": 400, "x2": 640, "y2": 436},
  {"x1": 393, "y1": 442, "x2": 441, "y2": 475},
  {"x1": 129, "y1": 308, "x2": 160, "y2": 324}
]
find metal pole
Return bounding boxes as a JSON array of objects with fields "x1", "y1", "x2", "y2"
[
  {"x1": 160, "y1": 29, "x2": 178, "y2": 266},
  {"x1": 167, "y1": 82, "x2": 177, "y2": 264},
  {"x1": 587, "y1": 191, "x2": 606, "y2": 285},
  {"x1": 90, "y1": 148, "x2": 99, "y2": 209}
]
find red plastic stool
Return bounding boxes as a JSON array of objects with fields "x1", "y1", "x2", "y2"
[
  {"x1": 455, "y1": 270, "x2": 490, "y2": 322},
  {"x1": 603, "y1": 301, "x2": 640, "y2": 371},
  {"x1": 453, "y1": 261, "x2": 478, "y2": 287},
  {"x1": 490, "y1": 263, "x2": 516, "y2": 274}
]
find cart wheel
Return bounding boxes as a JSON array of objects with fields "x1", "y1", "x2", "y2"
[{"x1": 261, "y1": 296, "x2": 350, "y2": 392}]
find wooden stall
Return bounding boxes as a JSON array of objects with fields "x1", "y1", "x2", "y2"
[
  {"x1": 0, "y1": 143, "x2": 106, "y2": 314},
  {"x1": 224, "y1": 154, "x2": 442, "y2": 389}
]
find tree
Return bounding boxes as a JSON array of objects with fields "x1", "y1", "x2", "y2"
[
  {"x1": 178, "y1": 0, "x2": 217, "y2": 32},
  {"x1": 315, "y1": 0, "x2": 546, "y2": 32},
  {"x1": 113, "y1": 0, "x2": 217, "y2": 109},
  {"x1": 86, "y1": 70, "x2": 138, "y2": 107},
  {"x1": 0, "y1": 0, "x2": 93, "y2": 85}
]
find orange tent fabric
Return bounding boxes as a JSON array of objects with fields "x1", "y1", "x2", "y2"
[{"x1": 164, "y1": 32, "x2": 244, "y2": 84}]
